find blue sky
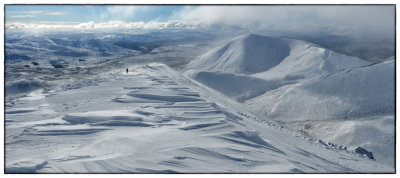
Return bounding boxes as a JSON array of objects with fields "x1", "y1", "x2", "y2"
[{"x1": 6, "y1": 5, "x2": 184, "y2": 23}]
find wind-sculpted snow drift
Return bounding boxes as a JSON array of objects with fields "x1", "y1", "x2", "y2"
[
  {"x1": 5, "y1": 63, "x2": 393, "y2": 173},
  {"x1": 186, "y1": 34, "x2": 395, "y2": 166}
]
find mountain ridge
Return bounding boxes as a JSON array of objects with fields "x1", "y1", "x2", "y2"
[{"x1": 185, "y1": 34, "x2": 394, "y2": 166}]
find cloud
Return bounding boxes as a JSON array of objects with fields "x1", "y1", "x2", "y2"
[
  {"x1": 14, "y1": 11, "x2": 44, "y2": 14},
  {"x1": 6, "y1": 21, "x2": 78, "y2": 31},
  {"x1": 10, "y1": 15, "x2": 35, "y2": 18},
  {"x1": 5, "y1": 20, "x2": 198, "y2": 32},
  {"x1": 75, "y1": 21, "x2": 96, "y2": 29},
  {"x1": 9, "y1": 10, "x2": 67, "y2": 16},
  {"x1": 174, "y1": 5, "x2": 395, "y2": 37},
  {"x1": 5, "y1": 5, "x2": 394, "y2": 39},
  {"x1": 45, "y1": 12, "x2": 67, "y2": 15}
]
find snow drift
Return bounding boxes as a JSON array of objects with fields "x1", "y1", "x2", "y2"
[{"x1": 5, "y1": 63, "x2": 393, "y2": 173}]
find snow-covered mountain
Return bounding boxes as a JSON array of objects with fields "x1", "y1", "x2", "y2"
[
  {"x1": 248, "y1": 60, "x2": 394, "y2": 122},
  {"x1": 187, "y1": 34, "x2": 291, "y2": 74},
  {"x1": 186, "y1": 34, "x2": 371, "y2": 101},
  {"x1": 247, "y1": 60, "x2": 395, "y2": 166},
  {"x1": 187, "y1": 34, "x2": 370, "y2": 77},
  {"x1": 185, "y1": 34, "x2": 395, "y2": 166},
  {"x1": 5, "y1": 33, "x2": 394, "y2": 173}
]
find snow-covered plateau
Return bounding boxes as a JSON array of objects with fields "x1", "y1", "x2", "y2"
[{"x1": 5, "y1": 33, "x2": 395, "y2": 173}]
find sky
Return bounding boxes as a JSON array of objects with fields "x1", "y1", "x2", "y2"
[
  {"x1": 5, "y1": 5, "x2": 395, "y2": 39},
  {"x1": 6, "y1": 5, "x2": 182, "y2": 23}
]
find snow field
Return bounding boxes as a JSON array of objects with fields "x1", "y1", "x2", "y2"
[{"x1": 5, "y1": 63, "x2": 392, "y2": 173}]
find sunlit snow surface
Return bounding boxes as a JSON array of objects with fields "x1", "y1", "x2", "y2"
[
  {"x1": 5, "y1": 63, "x2": 392, "y2": 173},
  {"x1": 186, "y1": 34, "x2": 394, "y2": 167}
]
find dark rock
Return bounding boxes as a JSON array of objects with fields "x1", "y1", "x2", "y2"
[
  {"x1": 355, "y1": 146, "x2": 374, "y2": 159},
  {"x1": 52, "y1": 64, "x2": 65, "y2": 68}
]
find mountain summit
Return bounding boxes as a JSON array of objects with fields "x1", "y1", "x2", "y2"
[{"x1": 187, "y1": 34, "x2": 291, "y2": 74}]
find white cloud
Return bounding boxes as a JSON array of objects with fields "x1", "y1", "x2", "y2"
[
  {"x1": 6, "y1": 5, "x2": 394, "y2": 39},
  {"x1": 75, "y1": 21, "x2": 96, "y2": 29},
  {"x1": 9, "y1": 10, "x2": 67, "y2": 16},
  {"x1": 45, "y1": 12, "x2": 67, "y2": 15},
  {"x1": 5, "y1": 20, "x2": 199, "y2": 32},
  {"x1": 174, "y1": 5, "x2": 395, "y2": 37},
  {"x1": 10, "y1": 15, "x2": 35, "y2": 18},
  {"x1": 14, "y1": 11, "x2": 44, "y2": 14}
]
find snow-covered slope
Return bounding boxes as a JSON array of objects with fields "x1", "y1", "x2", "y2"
[
  {"x1": 246, "y1": 60, "x2": 395, "y2": 165},
  {"x1": 5, "y1": 63, "x2": 392, "y2": 173},
  {"x1": 248, "y1": 60, "x2": 394, "y2": 121},
  {"x1": 186, "y1": 34, "x2": 371, "y2": 102},
  {"x1": 187, "y1": 34, "x2": 370, "y2": 79},
  {"x1": 185, "y1": 34, "x2": 394, "y2": 166},
  {"x1": 253, "y1": 39, "x2": 370, "y2": 79},
  {"x1": 185, "y1": 70, "x2": 291, "y2": 101},
  {"x1": 186, "y1": 34, "x2": 291, "y2": 74},
  {"x1": 186, "y1": 34, "x2": 393, "y2": 120}
]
